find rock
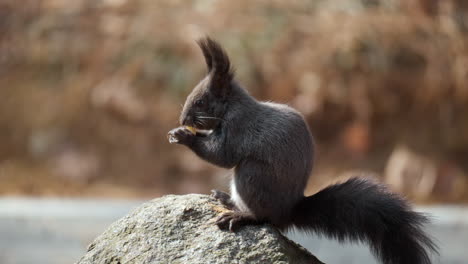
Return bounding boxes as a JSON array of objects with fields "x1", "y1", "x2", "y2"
[{"x1": 76, "y1": 194, "x2": 323, "y2": 264}]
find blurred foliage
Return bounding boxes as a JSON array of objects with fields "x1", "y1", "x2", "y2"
[{"x1": 0, "y1": 0, "x2": 467, "y2": 201}]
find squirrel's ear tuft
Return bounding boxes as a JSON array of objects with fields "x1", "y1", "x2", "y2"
[
  {"x1": 196, "y1": 37, "x2": 234, "y2": 96},
  {"x1": 197, "y1": 38, "x2": 213, "y2": 72}
]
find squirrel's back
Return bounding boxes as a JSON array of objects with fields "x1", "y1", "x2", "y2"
[
  {"x1": 233, "y1": 100, "x2": 314, "y2": 180},
  {"x1": 256, "y1": 101, "x2": 314, "y2": 176}
]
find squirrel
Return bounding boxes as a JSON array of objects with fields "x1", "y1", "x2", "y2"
[{"x1": 167, "y1": 37, "x2": 438, "y2": 264}]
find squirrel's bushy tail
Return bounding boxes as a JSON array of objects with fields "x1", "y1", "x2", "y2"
[{"x1": 292, "y1": 177, "x2": 438, "y2": 264}]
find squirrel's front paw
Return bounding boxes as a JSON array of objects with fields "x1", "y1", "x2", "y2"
[
  {"x1": 167, "y1": 127, "x2": 194, "y2": 145},
  {"x1": 211, "y1": 190, "x2": 236, "y2": 210}
]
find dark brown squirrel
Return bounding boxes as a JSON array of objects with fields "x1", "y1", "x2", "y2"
[{"x1": 167, "y1": 37, "x2": 437, "y2": 264}]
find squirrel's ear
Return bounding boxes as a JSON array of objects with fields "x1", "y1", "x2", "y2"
[{"x1": 197, "y1": 37, "x2": 234, "y2": 97}]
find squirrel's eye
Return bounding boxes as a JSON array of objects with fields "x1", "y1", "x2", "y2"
[{"x1": 195, "y1": 99, "x2": 204, "y2": 107}]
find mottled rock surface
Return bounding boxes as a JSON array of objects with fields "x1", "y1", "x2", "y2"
[{"x1": 76, "y1": 194, "x2": 323, "y2": 264}]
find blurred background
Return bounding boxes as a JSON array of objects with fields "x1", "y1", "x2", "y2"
[{"x1": 1, "y1": 0, "x2": 468, "y2": 263}]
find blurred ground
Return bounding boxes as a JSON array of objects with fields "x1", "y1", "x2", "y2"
[
  {"x1": 0, "y1": 0, "x2": 468, "y2": 202},
  {"x1": 0, "y1": 197, "x2": 466, "y2": 264}
]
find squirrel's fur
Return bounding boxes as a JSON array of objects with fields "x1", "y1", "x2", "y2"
[{"x1": 168, "y1": 37, "x2": 438, "y2": 264}]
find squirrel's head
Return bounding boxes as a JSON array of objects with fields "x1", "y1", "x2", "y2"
[{"x1": 180, "y1": 37, "x2": 234, "y2": 130}]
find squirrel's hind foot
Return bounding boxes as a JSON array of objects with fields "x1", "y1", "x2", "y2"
[{"x1": 215, "y1": 211, "x2": 261, "y2": 232}]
